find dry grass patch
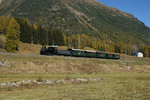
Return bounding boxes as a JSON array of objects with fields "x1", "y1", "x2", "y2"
[
  {"x1": 0, "y1": 54, "x2": 127, "y2": 74},
  {"x1": 0, "y1": 53, "x2": 150, "y2": 74},
  {"x1": 17, "y1": 43, "x2": 41, "y2": 54}
]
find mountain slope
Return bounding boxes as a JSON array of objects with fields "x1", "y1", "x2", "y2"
[{"x1": 0, "y1": 0, "x2": 150, "y2": 46}]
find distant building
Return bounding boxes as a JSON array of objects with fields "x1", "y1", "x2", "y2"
[{"x1": 136, "y1": 52, "x2": 143, "y2": 57}]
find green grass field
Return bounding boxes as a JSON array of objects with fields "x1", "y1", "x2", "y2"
[{"x1": 0, "y1": 53, "x2": 150, "y2": 100}]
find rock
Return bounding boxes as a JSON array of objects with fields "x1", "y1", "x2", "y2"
[
  {"x1": 70, "y1": 79, "x2": 75, "y2": 82},
  {"x1": 7, "y1": 82, "x2": 11, "y2": 87},
  {"x1": 33, "y1": 80, "x2": 37, "y2": 83},
  {"x1": 45, "y1": 80, "x2": 53, "y2": 85},
  {"x1": 0, "y1": 83, "x2": 7, "y2": 87},
  {"x1": 36, "y1": 82, "x2": 44, "y2": 85},
  {"x1": 92, "y1": 78, "x2": 101, "y2": 82},
  {"x1": 56, "y1": 79, "x2": 65, "y2": 84},
  {"x1": 0, "y1": 77, "x2": 102, "y2": 88},
  {"x1": 20, "y1": 80, "x2": 25, "y2": 83},
  {"x1": 16, "y1": 81, "x2": 22, "y2": 86},
  {"x1": 89, "y1": 78, "x2": 101, "y2": 82},
  {"x1": 7, "y1": 82, "x2": 19, "y2": 87},
  {"x1": 0, "y1": 61, "x2": 11, "y2": 67},
  {"x1": 11, "y1": 82, "x2": 19, "y2": 87},
  {"x1": 75, "y1": 78, "x2": 88, "y2": 82},
  {"x1": 126, "y1": 66, "x2": 131, "y2": 70},
  {"x1": 24, "y1": 80, "x2": 32, "y2": 84}
]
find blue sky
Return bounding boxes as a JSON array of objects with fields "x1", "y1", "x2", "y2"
[{"x1": 98, "y1": 0, "x2": 150, "y2": 28}]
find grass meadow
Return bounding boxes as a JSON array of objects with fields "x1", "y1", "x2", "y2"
[{"x1": 0, "y1": 52, "x2": 150, "y2": 100}]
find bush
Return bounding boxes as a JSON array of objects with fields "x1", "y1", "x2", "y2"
[{"x1": 0, "y1": 38, "x2": 5, "y2": 49}]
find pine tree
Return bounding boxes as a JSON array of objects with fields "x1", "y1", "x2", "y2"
[
  {"x1": 52, "y1": 29, "x2": 65, "y2": 46},
  {"x1": 5, "y1": 18, "x2": 20, "y2": 52},
  {"x1": 48, "y1": 30, "x2": 54, "y2": 45},
  {"x1": 52, "y1": 30, "x2": 57, "y2": 45},
  {"x1": 37, "y1": 26, "x2": 48, "y2": 45},
  {"x1": 16, "y1": 18, "x2": 32, "y2": 43},
  {"x1": 57, "y1": 30, "x2": 65, "y2": 46}
]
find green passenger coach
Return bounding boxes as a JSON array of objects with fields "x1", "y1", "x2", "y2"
[
  {"x1": 85, "y1": 50, "x2": 96, "y2": 58},
  {"x1": 106, "y1": 53, "x2": 114, "y2": 59},
  {"x1": 71, "y1": 49, "x2": 85, "y2": 57},
  {"x1": 96, "y1": 52, "x2": 107, "y2": 58}
]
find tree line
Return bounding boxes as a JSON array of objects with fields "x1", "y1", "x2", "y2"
[
  {"x1": 16, "y1": 18, "x2": 65, "y2": 46},
  {"x1": 0, "y1": 16, "x2": 150, "y2": 57},
  {"x1": 0, "y1": 16, "x2": 65, "y2": 52},
  {"x1": 67, "y1": 34, "x2": 150, "y2": 57}
]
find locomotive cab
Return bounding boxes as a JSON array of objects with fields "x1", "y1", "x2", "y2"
[
  {"x1": 47, "y1": 46, "x2": 58, "y2": 55},
  {"x1": 40, "y1": 45, "x2": 58, "y2": 55}
]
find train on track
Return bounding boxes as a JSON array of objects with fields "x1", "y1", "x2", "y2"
[{"x1": 40, "y1": 46, "x2": 120, "y2": 60}]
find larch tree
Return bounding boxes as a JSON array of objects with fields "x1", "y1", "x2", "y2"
[
  {"x1": 142, "y1": 45, "x2": 149, "y2": 57},
  {"x1": 5, "y1": 17, "x2": 20, "y2": 52},
  {"x1": 119, "y1": 41, "x2": 125, "y2": 54},
  {"x1": 0, "y1": 16, "x2": 10, "y2": 34},
  {"x1": 33, "y1": 22, "x2": 38, "y2": 30},
  {"x1": 32, "y1": 22, "x2": 38, "y2": 44}
]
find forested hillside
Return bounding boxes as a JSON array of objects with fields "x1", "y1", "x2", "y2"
[{"x1": 0, "y1": 0, "x2": 150, "y2": 56}]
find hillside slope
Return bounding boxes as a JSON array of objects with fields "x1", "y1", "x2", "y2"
[{"x1": 0, "y1": 0, "x2": 150, "y2": 46}]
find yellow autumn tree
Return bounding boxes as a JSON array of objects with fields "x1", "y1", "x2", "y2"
[
  {"x1": 143, "y1": 45, "x2": 149, "y2": 57},
  {"x1": 0, "y1": 16, "x2": 10, "y2": 34},
  {"x1": 33, "y1": 22, "x2": 38, "y2": 30},
  {"x1": 119, "y1": 41, "x2": 125, "y2": 54},
  {"x1": 5, "y1": 17, "x2": 20, "y2": 52}
]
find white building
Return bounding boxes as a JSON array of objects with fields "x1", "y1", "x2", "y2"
[{"x1": 136, "y1": 52, "x2": 143, "y2": 58}]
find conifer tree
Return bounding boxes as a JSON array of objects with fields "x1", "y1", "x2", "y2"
[
  {"x1": 37, "y1": 26, "x2": 48, "y2": 45},
  {"x1": 5, "y1": 18, "x2": 20, "y2": 52},
  {"x1": 52, "y1": 29, "x2": 65, "y2": 46},
  {"x1": 16, "y1": 18, "x2": 32, "y2": 43},
  {"x1": 57, "y1": 30, "x2": 65, "y2": 46},
  {"x1": 48, "y1": 30, "x2": 54, "y2": 45}
]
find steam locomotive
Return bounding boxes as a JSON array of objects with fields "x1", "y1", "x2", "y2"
[{"x1": 40, "y1": 46, "x2": 120, "y2": 60}]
